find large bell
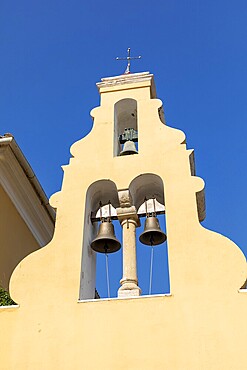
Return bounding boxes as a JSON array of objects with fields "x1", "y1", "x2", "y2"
[
  {"x1": 91, "y1": 220, "x2": 121, "y2": 253},
  {"x1": 120, "y1": 140, "x2": 138, "y2": 156},
  {"x1": 139, "y1": 216, "x2": 167, "y2": 246}
]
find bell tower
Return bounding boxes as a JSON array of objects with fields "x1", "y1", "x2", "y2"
[
  {"x1": 2, "y1": 69, "x2": 247, "y2": 370},
  {"x1": 86, "y1": 70, "x2": 199, "y2": 298},
  {"x1": 88, "y1": 71, "x2": 172, "y2": 298}
]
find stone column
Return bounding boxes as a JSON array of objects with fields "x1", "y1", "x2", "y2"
[{"x1": 117, "y1": 190, "x2": 141, "y2": 298}]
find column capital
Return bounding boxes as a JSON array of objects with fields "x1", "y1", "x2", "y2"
[{"x1": 116, "y1": 206, "x2": 141, "y2": 227}]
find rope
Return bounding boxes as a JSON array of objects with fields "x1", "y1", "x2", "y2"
[
  {"x1": 149, "y1": 240, "x2": 154, "y2": 295},
  {"x1": 105, "y1": 250, "x2": 110, "y2": 298}
]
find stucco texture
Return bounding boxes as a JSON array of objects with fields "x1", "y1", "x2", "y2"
[
  {"x1": 1, "y1": 73, "x2": 247, "y2": 369},
  {"x1": 0, "y1": 185, "x2": 39, "y2": 291}
]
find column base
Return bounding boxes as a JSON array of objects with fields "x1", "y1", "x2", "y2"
[{"x1": 118, "y1": 282, "x2": 141, "y2": 298}]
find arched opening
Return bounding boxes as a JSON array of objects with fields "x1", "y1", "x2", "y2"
[
  {"x1": 129, "y1": 174, "x2": 170, "y2": 295},
  {"x1": 79, "y1": 179, "x2": 121, "y2": 300},
  {"x1": 80, "y1": 175, "x2": 170, "y2": 300},
  {"x1": 114, "y1": 98, "x2": 138, "y2": 156},
  {"x1": 129, "y1": 174, "x2": 165, "y2": 211}
]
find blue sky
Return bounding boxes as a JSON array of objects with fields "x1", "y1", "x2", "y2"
[{"x1": 1, "y1": 0, "x2": 247, "y2": 297}]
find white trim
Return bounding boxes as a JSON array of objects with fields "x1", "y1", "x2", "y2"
[
  {"x1": 0, "y1": 144, "x2": 54, "y2": 246},
  {"x1": 78, "y1": 293, "x2": 172, "y2": 304},
  {"x1": 238, "y1": 289, "x2": 247, "y2": 293},
  {"x1": 0, "y1": 304, "x2": 19, "y2": 309},
  {"x1": 97, "y1": 72, "x2": 157, "y2": 98}
]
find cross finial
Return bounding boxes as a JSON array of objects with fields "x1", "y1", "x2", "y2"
[{"x1": 116, "y1": 48, "x2": 141, "y2": 74}]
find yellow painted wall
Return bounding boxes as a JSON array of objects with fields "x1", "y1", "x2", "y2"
[
  {"x1": 1, "y1": 73, "x2": 247, "y2": 369},
  {"x1": 0, "y1": 185, "x2": 39, "y2": 291}
]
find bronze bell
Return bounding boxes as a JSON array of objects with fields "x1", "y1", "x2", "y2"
[
  {"x1": 91, "y1": 219, "x2": 121, "y2": 254},
  {"x1": 139, "y1": 216, "x2": 167, "y2": 246},
  {"x1": 120, "y1": 140, "x2": 138, "y2": 156}
]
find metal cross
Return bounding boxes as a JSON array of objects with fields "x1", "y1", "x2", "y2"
[{"x1": 116, "y1": 48, "x2": 141, "y2": 74}]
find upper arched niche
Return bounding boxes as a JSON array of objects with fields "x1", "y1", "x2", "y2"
[
  {"x1": 114, "y1": 98, "x2": 138, "y2": 156},
  {"x1": 129, "y1": 174, "x2": 165, "y2": 211}
]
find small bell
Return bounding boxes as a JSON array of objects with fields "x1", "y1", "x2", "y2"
[
  {"x1": 120, "y1": 140, "x2": 138, "y2": 156},
  {"x1": 139, "y1": 216, "x2": 167, "y2": 246},
  {"x1": 91, "y1": 219, "x2": 121, "y2": 253}
]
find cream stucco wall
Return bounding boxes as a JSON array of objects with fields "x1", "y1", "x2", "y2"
[
  {"x1": 1, "y1": 72, "x2": 247, "y2": 370},
  {"x1": 0, "y1": 185, "x2": 40, "y2": 291}
]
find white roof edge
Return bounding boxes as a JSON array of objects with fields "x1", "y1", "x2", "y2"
[
  {"x1": 99, "y1": 71, "x2": 152, "y2": 82},
  {"x1": 96, "y1": 71, "x2": 157, "y2": 98},
  {"x1": 0, "y1": 135, "x2": 55, "y2": 224}
]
